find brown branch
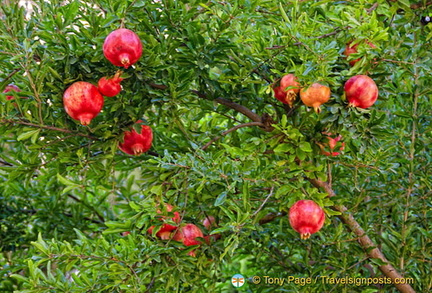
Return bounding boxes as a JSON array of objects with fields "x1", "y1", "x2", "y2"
[
  {"x1": 252, "y1": 186, "x2": 274, "y2": 217},
  {"x1": 259, "y1": 211, "x2": 286, "y2": 225},
  {"x1": 0, "y1": 159, "x2": 13, "y2": 166},
  {"x1": 201, "y1": 122, "x2": 265, "y2": 150},
  {"x1": 0, "y1": 119, "x2": 99, "y2": 140},
  {"x1": 410, "y1": 1, "x2": 432, "y2": 9},
  {"x1": 308, "y1": 178, "x2": 415, "y2": 293},
  {"x1": 1, "y1": 68, "x2": 21, "y2": 85},
  {"x1": 214, "y1": 97, "x2": 261, "y2": 122},
  {"x1": 366, "y1": 3, "x2": 379, "y2": 14},
  {"x1": 149, "y1": 85, "x2": 275, "y2": 132}
]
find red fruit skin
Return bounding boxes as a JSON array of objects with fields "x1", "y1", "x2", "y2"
[
  {"x1": 202, "y1": 216, "x2": 221, "y2": 243},
  {"x1": 273, "y1": 74, "x2": 301, "y2": 106},
  {"x1": 173, "y1": 224, "x2": 204, "y2": 246},
  {"x1": 344, "y1": 75, "x2": 378, "y2": 109},
  {"x1": 98, "y1": 76, "x2": 123, "y2": 97},
  {"x1": 321, "y1": 133, "x2": 345, "y2": 156},
  {"x1": 63, "y1": 81, "x2": 104, "y2": 126},
  {"x1": 280, "y1": 74, "x2": 301, "y2": 94},
  {"x1": 3, "y1": 84, "x2": 21, "y2": 100},
  {"x1": 119, "y1": 124, "x2": 153, "y2": 155},
  {"x1": 147, "y1": 203, "x2": 181, "y2": 238},
  {"x1": 103, "y1": 28, "x2": 142, "y2": 69},
  {"x1": 273, "y1": 86, "x2": 286, "y2": 102},
  {"x1": 289, "y1": 200, "x2": 325, "y2": 240},
  {"x1": 344, "y1": 41, "x2": 376, "y2": 66},
  {"x1": 203, "y1": 216, "x2": 216, "y2": 230},
  {"x1": 300, "y1": 83, "x2": 331, "y2": 113}
]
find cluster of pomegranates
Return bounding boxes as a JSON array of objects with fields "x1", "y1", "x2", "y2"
[
  {"x1": 282, "y1": 41, "x2": 380, "y2": 238},
  {"x1": 141, "y1": 203, "x2": 220, "y2": 257},
  {"x1": 62, "y1": 28, "x2": 151, "y2": 155},
  {"x1": 273, "y1": 39, "x2": 379, "y2": 158}
]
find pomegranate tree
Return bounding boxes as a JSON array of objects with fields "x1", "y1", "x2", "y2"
[
  {"x1": 344, "y1": 75, "x2": 378, "y2": 109},
  {"x1": 273, "y1": 74, "x2": 301, "y2": 106},
  {"x1": 300, "y1": 83, "x2": 330, "y2": 113},
  {"x1": 98, "y1": 71, "x2": 123, "y2": 97},
  {"x1": 147, "y1": 203, "x2": 181, "y2": 239},
  {"x1": 289, "y1": 200, "x2": 325, "y2": 239},
  {"x1": 63, "y1": 81, "x2": 104, "y2": 126},
  {"x1": 103, "y1": 28, "x2": 142, "y2": 69},
  {"x1": 119, "y1": 122, "x2": 153, "y2": 155}
]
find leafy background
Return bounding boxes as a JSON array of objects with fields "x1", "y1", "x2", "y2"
[{"x1": 0, "y1": 0, "x2": 431, "y2": 292}]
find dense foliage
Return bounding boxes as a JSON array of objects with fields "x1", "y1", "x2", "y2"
[{"x1": 1, "y1": 1, "x2": 431, "y2": 292}]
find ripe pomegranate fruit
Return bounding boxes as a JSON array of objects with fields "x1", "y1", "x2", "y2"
[
  {"x1": 103, "y1": 28, "x2": 142, "y2": 69},
  {"x1": 202, "y1": 216, "x2": 221, "y2": 244},
  {"x1": 289, "y1": 200, "x2": 325, "y2": 240},
  {"x1": 173, "y1": 223, "x2": 204, "y2": 256},
  {"x1": 300, "y1": 83, "x2": 330, "y2": 113},
  {"x1": 3, "y1": 84, "x2": 23, "y2": 100},
  {"x1": 273, "y1": 85, "x2": 286, "y2": 102},
  {"x1": 173, "y1": 223, "x2": 204, "y2": 246},
  {"x1": 63, "y1": 81, "x2": 104, "y2": 126},
  {"x1": 274, "y1": 74, "x2": 301, "y2": 106},
  {"x1": 344, "y1": 75, "x2": 378, "y2": 109},
  {"x1": 203, "y1": 216, "x2": 217, "y2": 230},
  {"x1": 147, "y1": 203, "x2": 181, "y2": 239},
  {"x1": 119, "y1": 122, "x2": 153, "y2": 155},
  {"x1": 320, "y1": 133, "x2": 345, "y2": 156},
  {"x1": 98, "y1": 71, "x2": 123, "y2": 97},
  {"x1": 344, "y1": 41, "x2": 376, "y2": 66}
]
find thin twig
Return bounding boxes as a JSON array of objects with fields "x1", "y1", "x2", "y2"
[
  {"x1": 201, "y1": 122, "x2": 265, "y2": 150},
  {"x1": 1, "y1": 119, "x2": 99, "y2": 140},
  {"x1": 2, "y1": 68, "x2": 21, "y2": 85},
  {"x1": 259, "y1": 211, "x2": 287, "y2": 225},
  {"x1": 252, "y1": 186, "x2": 274, "y2": 218}
]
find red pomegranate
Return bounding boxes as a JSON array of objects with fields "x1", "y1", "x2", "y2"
[
  {"x1": 274, "y1": 74, "x2": 301, "y2": 106},
  {"x1": 63, "y1": 81, "x2": 104, "y2": 126},
  {"x1": 119, "y1": 122, "x2": 153, "y2": 155},
  {"x1": 344, "y1": 41, "x2": 376, "y2": 66},
  {"x1": 273, "y1": 85, "x2": 286, "y2": 102},
  {"x1": 98, "y1": 71, "x2": 123, "y2": 97},
  {"x1": 320, "y1": 133, "x2": 345, "y2": 156},
  {"x1": 344, "y1": 75, "x2": 378, "y2": 109},
  {"x1": 103, "y1": 28, "x2": 142, "y2": 69},
  {"x1": 173, "y1": 223, "x2": 204, "y2": 246},
  {"x1": 203, "y1": 216, "x2": 217, "y2": 230},
  {"x1": 147, "y1": 203, "x2": 181, "y2": 239},
  {"x1": 289, "y1": 200, "x2": 325, "y2": 239},
  {"x1": 202, "y1": 216, "x2": 221, "y2": 244},
  {"x1": 300, "y1": 83, "x2": 330, "y2": 113},
  {"x1": 3, "y1": 84, "x2": 22, "y2": 100}
]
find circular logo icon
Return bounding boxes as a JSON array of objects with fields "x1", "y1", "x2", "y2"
[{"x1": 231, "y1": 274, "x2": 246, "y2": 288}]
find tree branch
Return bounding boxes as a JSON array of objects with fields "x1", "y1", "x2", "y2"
[
  {"x1": 1, "y1": 119, "x2": 99, "y2": 140},
  {"x1": 148, "y1": 83, "x2": 275, "y2": 132},
  {"x1": 201, "y1": 121, "x2": 265, "y2": 150},
  {"x1": 259, "y1": 211, "x2": 286, "y2": 225},
  {"x1": 308, "y1": 178, "x2": 415, "y2": 293}
]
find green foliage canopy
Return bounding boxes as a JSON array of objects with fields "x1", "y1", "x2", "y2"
[{"x1": 0, "y1": 0, "x2": 431, "y2": 292}]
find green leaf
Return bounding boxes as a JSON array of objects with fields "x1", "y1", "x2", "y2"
[
  {"x1": 17, "y1": 129, "x2": 40, "y2": 141},
  {"x1": 57, "y1": 173, "x2": 79, "y2": 186}
]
